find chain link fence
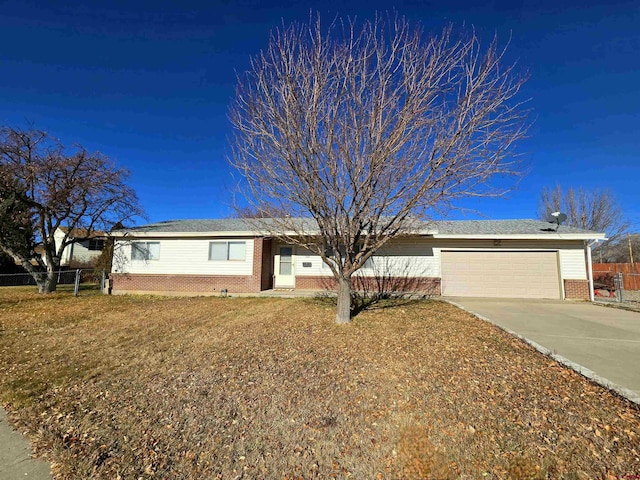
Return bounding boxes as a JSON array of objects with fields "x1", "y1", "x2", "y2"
[
  {"x1": 0, "y1": 269, "x2": 107, "y2": 296},
  {"x1": 593, "y1": 270, "x2": 640, "y2": 308}
]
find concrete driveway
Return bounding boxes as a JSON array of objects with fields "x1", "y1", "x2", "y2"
[{"x1": 448, "y1": 298, "x2": 640, "y2": 401}]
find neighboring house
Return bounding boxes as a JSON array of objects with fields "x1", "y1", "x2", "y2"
[
  {"x1": 109, "y1": 219, "x2": 605, "y2": 300},
  {"x1": 43, "y1": 228, "x2": 107, "y2": 268}
]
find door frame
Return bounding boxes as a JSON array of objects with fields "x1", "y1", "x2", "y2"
[{"x1": 274, "y1": 245, "x2": 296, "y2": 288}]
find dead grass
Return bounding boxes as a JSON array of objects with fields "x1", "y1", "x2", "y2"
[{"x1": 0, "y1": 287, "x2": 639, "y2": 479}]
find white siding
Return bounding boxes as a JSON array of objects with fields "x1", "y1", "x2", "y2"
[
  {"x1": 55, "y1": 229, "x2": 71, "y2": 265},
  {"x1": 294, "y1": 247, "x2": 326, "y2": 276},
  {"x1": 113, "y1": 238, "x2": 254, "y2": 276},
  {"x1": 290, "y1": 237, "x2": 586, "y2": 281},
  {"x1": 293, "y1": 238, "x2": 439, "y2": 278},
  {"x1": 67, "y1": 240, "x2": 103, "y2": 264},
  {"x1": 558, "y1": 248, "x2": 588, "y2": 279},
  {"x1": 43, "y1": 229, "x2": 102, "y2": 266}
]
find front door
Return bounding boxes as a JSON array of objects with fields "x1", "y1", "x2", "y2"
[{"x1": 274, "y1": 246, "x2": 295, "y2": 288}]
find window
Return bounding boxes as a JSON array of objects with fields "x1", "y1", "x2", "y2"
[
  {"x1": 209, "y1": 241, "x2": 246, "y2": 261},
  {"x1": 131, "y1": 241, "x2": 160, "y2": 261},
  {"x1": 279, "y1": 247, "x2": 292, "y2": 274},
  {"x1": 88, "y1": 239, "x2": 105, "y2": 251}
]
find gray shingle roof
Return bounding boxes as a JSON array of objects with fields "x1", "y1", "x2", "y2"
[
  {"x1": 124, "y1": 218, "x2": 319, "y2": 233},
  {"x1": 122, "y1": 218, "x2": 602, "y2": 236},
  {"x1": 434, "y1": 219, "x2": 599, "y2": 235},
  {"x1": 126, "y1": 219, "x2": 258, "y2": 233}
]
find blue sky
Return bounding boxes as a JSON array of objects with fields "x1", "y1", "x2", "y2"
[{"x1": 1, "y1": 0, "x2": 638, "y2": 229}]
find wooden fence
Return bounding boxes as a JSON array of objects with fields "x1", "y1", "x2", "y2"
[{"x1": 593, "y1": 263, "x2": 640, "y2": 290}]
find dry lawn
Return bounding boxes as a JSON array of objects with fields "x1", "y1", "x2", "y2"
[{"x1": 0, "y1": 287, "x2": 639, "y2": 479}]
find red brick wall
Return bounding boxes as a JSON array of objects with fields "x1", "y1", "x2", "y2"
[
  {"x1": 260, "y1": 238, "x2": 273, "y2": 290},
  {"x1": 110, "y1": 273, "x2": 262, "y2": 294},
  {"x1": 564, "y1": 279, "x2": 590, "y2": 300},
  {"x1": 252, "y1": 237, "x2": 263, "y2": 287},
  {"x1": 294, "y1": 276, "x2": 335, "y2": 290},
  {"x1": 295, "y1": 275, "x2": 441, "y2": 295}
]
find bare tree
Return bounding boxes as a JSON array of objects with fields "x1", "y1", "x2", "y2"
[
  {"x1": 538, "y1": 185, "x2": 628, "y2": 242},
  {"x1": 0, "y1": 126, "x2": 144, "y2": 293},
  {"x1": 594, "y1": 233, "x2": 639, "y2": 263},
  {"x1": 234, "y1": 205, "x2": 289, "y2": 219},
  {"x1": 229, "y1": 14, "x2": 529, "y2": 323}
]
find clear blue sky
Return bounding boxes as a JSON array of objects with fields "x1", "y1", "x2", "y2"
[{"x1": 1, "y1": 0, "x2": 638, "y2": 229}]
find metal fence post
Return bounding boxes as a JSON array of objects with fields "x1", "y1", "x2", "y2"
[
  {"x1": 74, "y1": 269, "x2": 81, "y2": 297},
  {"x1": 617, "y1": 272, "x2": 624, "y2": 303},
  {"x1": 100, "y1": 270, "x2": 106, "y2": 294}
]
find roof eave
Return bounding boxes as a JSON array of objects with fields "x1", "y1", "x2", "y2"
[
  {"x1": 111, "y1": 230, "x2": 603, "y2": 240},
  {"x1": 111, "y1": 228, "x2": 438, "y2": 238},
  {"x1": 433, "y1": 233, "x2": 606, "y2": 240},
  {"x1": 111, "y1": 230, "x2": 305, "y2": 238}
]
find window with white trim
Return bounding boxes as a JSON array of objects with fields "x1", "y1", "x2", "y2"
[
  {"x1": 209, "y1": 241, "x2": 246, "y2": 261},
  {"x1": 131, "y1": 241, "x2": 160, "y2": 261}
]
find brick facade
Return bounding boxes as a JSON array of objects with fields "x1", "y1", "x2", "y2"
[
  {"x1": 564, "y1": 279, "x2": 590, "y2": 300},
  {"x1": 110, "y1": 273, "x2": 262, "y2": 295},
  {"x1": 294, "y1": 275, "x2": 442, "y2": 295},
  {"x1": 260, "y1": 238, "x2": 273, "y2": 290}
]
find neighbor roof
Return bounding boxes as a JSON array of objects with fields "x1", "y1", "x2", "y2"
[
  {"x1": 115, "y1": 218, "x2": 604, "y2": 239},
  {"x1": 59, "y1": 227, "x2": 107, "y2": 238}
]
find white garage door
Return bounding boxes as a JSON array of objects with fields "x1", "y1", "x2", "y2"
[{"x1": 441, "y1": 251, "x2": 561, "y2": 299}]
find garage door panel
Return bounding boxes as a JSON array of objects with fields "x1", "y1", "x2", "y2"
[{"x1": 441, "y1": 251, "x2": 561, "y2": 299}]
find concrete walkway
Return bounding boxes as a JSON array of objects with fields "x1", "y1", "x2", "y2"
[
  {"x1": 449, "y1": 298, "x2": 640, "y2": 404},
  {"x1": 0, "y1": 408, "x2": 51, "y2": 479}
]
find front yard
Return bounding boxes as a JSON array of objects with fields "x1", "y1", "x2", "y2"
[{"x1": 0, "y1": 288, "x2": 638, "y2": 479}]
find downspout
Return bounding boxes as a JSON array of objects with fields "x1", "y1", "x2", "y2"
[{"x1": 586, "y1": 239, "x2": 600, "y2": 302}]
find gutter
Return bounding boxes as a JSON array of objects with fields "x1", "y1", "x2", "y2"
[
  {"x1": 586, "y1": 238, "x2": 603, "y2": 302},
  {"x1": 433, "y1": 233, "x2": 606, "y2": 241}
]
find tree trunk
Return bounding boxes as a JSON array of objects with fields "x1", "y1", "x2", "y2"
[
  {"x1": 1, "y1": 246, "x2": 59, "y2": 293},
  {"x1": 336, "y1": 275, "x2": 352, "y2": 324},
  {"x1": 38, "y1": 268, "x2": 58, "y2": 293}
]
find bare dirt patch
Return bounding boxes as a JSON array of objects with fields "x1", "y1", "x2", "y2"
[{"x1": 0, "y1": 288, "x2": 639, "y2": 479}]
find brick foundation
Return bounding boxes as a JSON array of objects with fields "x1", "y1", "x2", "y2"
[
  {"x1": 564, "y1": 279, "x2": 590, "y2": 300},
  {"x1": 110, "y1": 273, "x2": 262, "y2": 295},
  {"x1": 295, "y1": 275, "x2": 441, "y2": 295}
]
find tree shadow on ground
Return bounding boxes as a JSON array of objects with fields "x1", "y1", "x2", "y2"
[
  {"x1": 313, "y1": 290, "x2": 431, "y2": 318},
  {"x1": 350, "y1": 292, "x2": 429, "y2": 316}
]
